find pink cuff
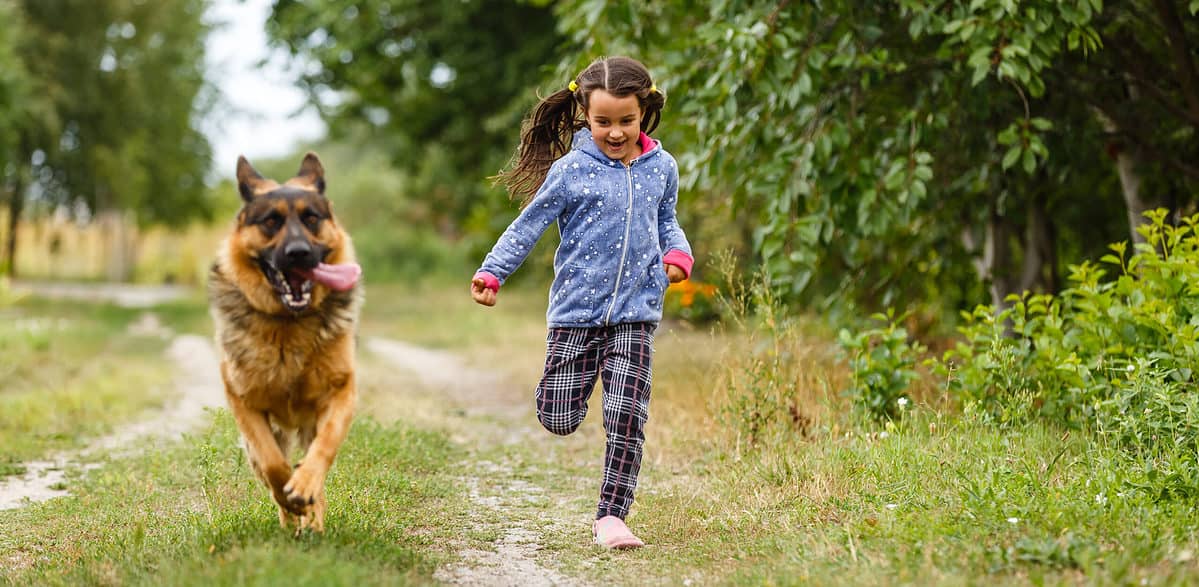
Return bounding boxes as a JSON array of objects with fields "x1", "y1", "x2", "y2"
[
  {"x1": 473, "y1": 271, "x2": 500, "y2": 292},
  {"x1": 662, "y1": 249, "x2": 694, "y2": 279}
]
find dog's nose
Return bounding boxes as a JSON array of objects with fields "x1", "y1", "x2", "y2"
[{"x1": 284, "y1": 240, "x2": 314, "y2": 265}]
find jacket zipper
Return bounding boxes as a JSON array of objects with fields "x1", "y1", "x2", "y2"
[{"x1": 603, "y1": 162, "x2": 635, "y2": 325}]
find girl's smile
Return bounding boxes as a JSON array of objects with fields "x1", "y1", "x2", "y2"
[{"x1": 586, "y1": 89, "x2": 644, "y2": 164}]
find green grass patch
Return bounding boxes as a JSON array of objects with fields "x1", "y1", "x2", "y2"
[
  {"x1": 0, "y1": 297, "x2": 189, "y2": 468},
  {"x1": 358, "y1": 279, "x2": 548, "y2": 351},
  {"x1": 0, "y1": 411, "x2": 465, "y2": 586}
]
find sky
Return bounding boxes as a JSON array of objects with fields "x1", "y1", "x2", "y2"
[{"x1": 202, "y1": 0, "x2": 327, "y2": 180}]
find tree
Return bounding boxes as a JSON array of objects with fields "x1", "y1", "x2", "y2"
[
  {"x1": 0, "y1": 0, "x2": 33, "y2": 274},
  {"x1": 18, "y1": 0, "x2": 214, "y2": 222},
  {"x1": 1, "y1": 0, "x2": 214, "y2": 278},
  {"x1": 264, "y1": 0, "x2": 563, "y2": 240}
]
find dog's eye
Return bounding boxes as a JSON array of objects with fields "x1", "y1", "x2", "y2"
[
  {"x1": 302, "y1": 213, "x2": 321, "y2": 230},
  {"x1": 261, "y1": 214, "x2": 282, "y2": 232}
]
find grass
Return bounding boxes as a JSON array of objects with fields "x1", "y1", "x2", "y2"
[
  {"x1": 4, "y1": 279, "x2": 1199, "y2": 585},
  {"x1": 0, "y1": 296, "x2": 191, "y2": 472},
  {"x1": 0, "y1": 411, "x2": 464, "y2": 585}
]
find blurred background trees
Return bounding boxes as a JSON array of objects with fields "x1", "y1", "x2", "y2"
[
  {"x1": 1, "y1": 0, "x2": 1196, "y2": 332},
  {"x1": 1, "y1": 0, "x2": 212, "y2": 279}
]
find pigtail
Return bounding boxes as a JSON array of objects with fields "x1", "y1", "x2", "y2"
[
  {"x1": 640, "y1": 86, "x2": 666, "y2": 134},
  {"x1": 494, "y1": 88, "x2": 583, "y2": 207}
]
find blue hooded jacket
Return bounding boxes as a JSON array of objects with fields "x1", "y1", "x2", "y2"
[{"x1": 476, "y1": 128, "x2": 693, "y2": 327}]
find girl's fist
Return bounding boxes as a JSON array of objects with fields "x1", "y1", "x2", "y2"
[{"x1": 471, "y1": 278, "x2": 497, "y2": 306}]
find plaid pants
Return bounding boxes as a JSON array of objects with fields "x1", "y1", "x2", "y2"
[{"x1": 535, "y1": 322, "x2": 656, "y2": 520}]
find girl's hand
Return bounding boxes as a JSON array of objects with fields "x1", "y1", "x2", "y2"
[
  {"x1": 471, "y1": 278, "x2": 497, "y2": 306},
  {"x1": 665, "y1": 264, "x2": 686, "y2": 283}
]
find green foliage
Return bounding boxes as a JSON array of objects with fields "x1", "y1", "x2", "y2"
[
  {"x1": 15, "y1": 0, "x2": 214, "y2": 225},
  {"x1": 549, "y1": 1, "x2": 1199, "y2": 322},
  {"x1": 934, "y1": 210, "x2": 1199, "y2": 480},
  {"x1": 838, "y1": 311, "x2": 924, "y2": 422},
  {"x1": 265, "y1": 0, "x2": 563, "y2": 244},
  {"x1": 0, "y1": 1, "x2": 31, "y2": 175}
]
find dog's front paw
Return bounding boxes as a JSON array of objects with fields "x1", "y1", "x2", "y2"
[
  {"x1": 283, "y1": 465, "x2": 324, "y2": 510},
  {"x1": 272, "y1": 486, "x2": 308, "y2": 516}
]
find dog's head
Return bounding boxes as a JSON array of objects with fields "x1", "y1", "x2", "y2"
[{"x1": 230, "y1": 152, "x2": 356, "y2": 313}]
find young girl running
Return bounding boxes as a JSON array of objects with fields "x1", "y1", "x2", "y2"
[{"x1": 470, "y1": 56, "x2": 694, "y2": 550}]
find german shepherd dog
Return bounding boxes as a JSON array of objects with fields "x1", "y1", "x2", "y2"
[{"x1": 208, "y1": 152, "x2": 363, "y2": 534}]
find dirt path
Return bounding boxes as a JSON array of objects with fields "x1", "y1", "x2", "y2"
[
  {"x1": 9, "y1": 280, "x2": 190, "y2": 308},
  {"x1": 365, "y1": 338, "x2": 584, "y2": 587}
]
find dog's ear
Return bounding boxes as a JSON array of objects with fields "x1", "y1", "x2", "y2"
[
  {"x1": 236, "y1": 156, "x2": 268, "y2": 202},
  {"x1": 296, "y1": 152, "x2": 326, "y2": 194}
]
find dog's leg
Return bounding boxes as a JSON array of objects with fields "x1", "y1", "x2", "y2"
[
  {"x1": 311, "y1": 489, "x2": 327, "y2": 533},
  {"x1": 283, "y1": 373, "x2": 355, "y2": 527},
  {"x1": 223, "y1": 378, "x2": 305, "y2": 518}
]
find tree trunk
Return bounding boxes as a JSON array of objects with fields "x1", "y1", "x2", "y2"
[
  {"x1": 1018, "y1": 189, "x2": 1058, "y2": 295},
  {"x1": 1113, "y1": 140, "x2": 1150, "y2": 243},
  {"x1": 4, "y1": 175, "x2": 24, "y2": 277},
  {"x1": 985, "y1": 205, "x2": 1016, "y2": 312},
  {"x1": 98, "y1": 209, "x2": 137, "y2": 282},
  {"x1": 1093, "y1": 92, "x2": 1154, "y2": 243}
]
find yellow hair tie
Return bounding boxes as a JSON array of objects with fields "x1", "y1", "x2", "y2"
[
  {"x1": 650, "y1": 83, "x2": 659, "y2": 94},
  {"x1": 568, "y1": 80, "x2": 578, "y2": 92}
]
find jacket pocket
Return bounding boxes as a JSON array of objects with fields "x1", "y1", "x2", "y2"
[{"x1": 549, "y1": 263, "x2": 610, "y2": 323}]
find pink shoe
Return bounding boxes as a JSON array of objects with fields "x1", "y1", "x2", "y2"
[{"x1": 593, "y1": 515, "x2": 645, "y2": 550}]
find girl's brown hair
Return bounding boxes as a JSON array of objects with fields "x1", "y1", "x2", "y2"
[{"x1": 495, "y1": 56, "x2": 666, "y2": 206}]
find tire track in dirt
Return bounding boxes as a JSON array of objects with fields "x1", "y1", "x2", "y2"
[
  {"x1": 0, "y1": 326, "x2": 223, "y2": 510},
  {"x1": 365, "y1": 338, "x2": 585, "y2": 587}
]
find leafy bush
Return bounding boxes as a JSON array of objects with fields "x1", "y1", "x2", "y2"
[
  {"x1": 837, "y1": 311, "x2": 924, "y2": 422},
  {"x1": 933, "y1": 210, "x2": 1199, "y2": 450}
]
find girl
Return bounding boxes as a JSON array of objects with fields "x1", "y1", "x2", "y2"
[{"x1": 470, "y1": 56, "x2": 694, "y2": 550}]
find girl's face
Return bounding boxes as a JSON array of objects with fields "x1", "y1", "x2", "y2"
[{"x1": 585, "y1": 89, "x2": 644, "y2": 163}]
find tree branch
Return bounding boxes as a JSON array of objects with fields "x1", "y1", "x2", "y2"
[
  {"x1": 1106, "y1": 42, "x2": 1199, "y2": 128},
  {"x1": 1094, "y1": 100, "x2": 1199, "y2": 181},
  {"x1": 1151, "y1": 0, "x2": 1199, "y2": 120}
]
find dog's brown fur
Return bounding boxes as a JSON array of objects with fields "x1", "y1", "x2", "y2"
[{"x1": 208, "y1": 152, "x2": 362, "y2": 534}]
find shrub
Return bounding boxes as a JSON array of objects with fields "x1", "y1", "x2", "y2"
[
  {"x1": 837, "y1": 311, "x2": 924, "y2": 422},
  {"x1": 932, "y1": 209, "x2": 1199, "y2": 446}
]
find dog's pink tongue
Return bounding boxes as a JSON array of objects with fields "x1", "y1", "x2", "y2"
[{"x1": 301, "y1": 263, "x2": 361, "y2": 291}]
